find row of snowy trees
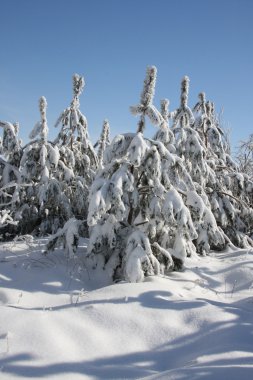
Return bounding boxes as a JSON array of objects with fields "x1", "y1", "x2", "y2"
[
  {"x1": 0, "y1": 74, "x2": 98, "y2": 238},
  {"x1": 1, "y1": 67, "x2": 252, "y2": 282}
]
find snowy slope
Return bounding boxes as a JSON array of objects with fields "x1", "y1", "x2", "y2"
[{"x1": 0, "y1": 237, "x2": 253, "y2": 380}]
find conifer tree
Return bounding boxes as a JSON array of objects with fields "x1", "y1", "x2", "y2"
[
  {"x1": 53, "y1": 74, "x2": 98, "y2": 225},
  {"x1": 18, "y1": 97, "x2": 71, "y2": 234},
  {"x1": 87, "y1": 67, "x2": 199, "y2": 282},
  {"x1": 191, "y1": 93, "x2": 253, "y2": 248},
  {"x1": 0, "y1": 121, "x2": 22, "y2": 199},
  {"x1": 165, "y1": 82, "x2": 229, "y2": 253},
  {"x1": 0, "y1": 121, "x2": 22, "y2": 238}
]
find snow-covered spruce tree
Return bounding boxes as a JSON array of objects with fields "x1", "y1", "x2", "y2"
[
  {"x1": 18, "y1": 97, "x2": 72, "y2": 235},
  {"x1": 45, "y1": 75, "x2": 99, "y2": 255},
  {"x1": 0, "y1": 159, "x2": 20, "y2": 239},
  {"x1": 0, "y1": 171, "x2": 20, "y2": 239},
  {"x1": 160, "y1": 77, "x2": 229, "y2": 254},
  {"x1": 0, "y1": 121, "x2": 22, "y2": 204},
  {"x1": 0, "y1": 121, "x2": 22, "y2": 239},
  {"x1": 87, "y1": 67, "x2": 199, "y2": 282},
  {"x1": 191, "y1": 93, "x2": 253, "y2": 247},
  {"x1": 170, "y1": 83, "x2": 253, "y2": 249},
  {"x1": 151, "y1": 92, "x2": 225, "y2": 255},
  {"x1": 54, "y1": 74, "x2": 98, "y2": 223}
]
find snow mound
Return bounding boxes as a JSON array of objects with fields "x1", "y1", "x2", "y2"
[{"x1": 0, "y1": 240, "x2": 253, "y2": 379}]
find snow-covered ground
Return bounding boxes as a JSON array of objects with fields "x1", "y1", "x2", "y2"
[{"x1": 0, "y1": 237, "x2": 253, "y2": 380}]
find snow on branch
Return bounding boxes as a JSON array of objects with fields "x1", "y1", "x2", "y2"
[
  {"x1": 73, "y1": 73, "x2": 85, "y2": 99},
  {"x1": 172, "y1": 76, "x2": 194, "y2": 128},
  {"x1": 130, "y1": 66, "x2": 163, "y2": 133},
  {"x1": 29, "y1": 96, "x2": 48, "y2": 142},
  {"x1": 47, "y1": 218, "x2": 82, "y2": 258}
]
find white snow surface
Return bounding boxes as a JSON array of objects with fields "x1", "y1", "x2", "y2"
[{"x1": 0, "y1": 238, "x2": 253, "y2": 379}]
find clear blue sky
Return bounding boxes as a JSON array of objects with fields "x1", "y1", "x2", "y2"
[{"x1": 0, "y1": 0, "x2": 252, "y2": 151}]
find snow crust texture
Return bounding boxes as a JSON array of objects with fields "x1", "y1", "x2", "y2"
[{"x1": 0, "y1": 239, "x2": 253, "y2": 379}]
